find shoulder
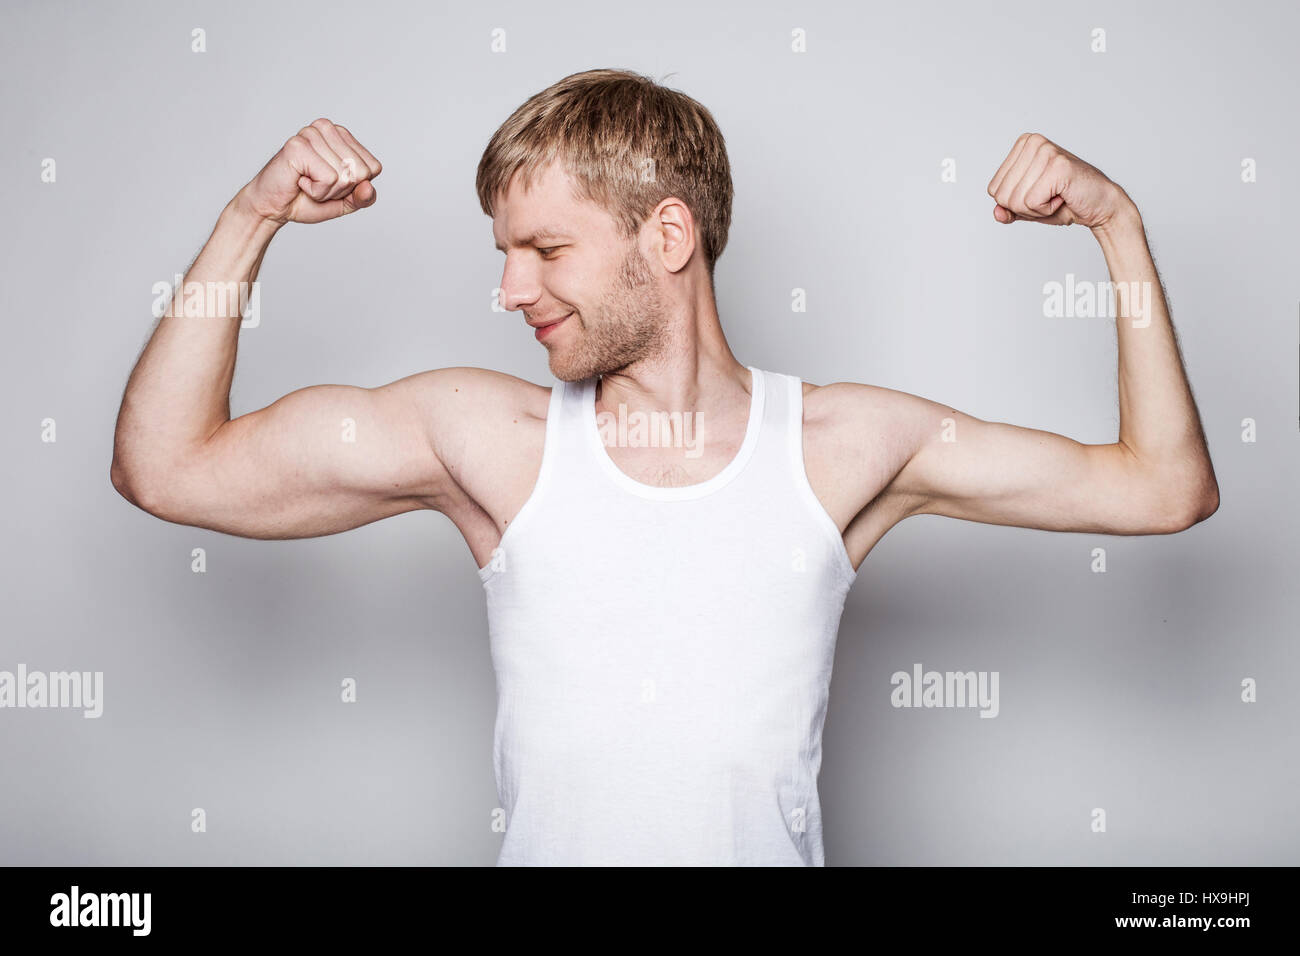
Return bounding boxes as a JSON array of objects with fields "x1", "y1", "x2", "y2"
[
  {"x1": 799, "y1": 379, "x2": 940, "y2": 442},
  {"x1": 787, "y1": 378, "x2": 946, "y2": 551},
  {"x1": 388, "y1": 367, "x2": 553, "y2": 475},
  {"x1": 797, "y1": 378, "x2": 954, "y2": 501},
  {"x1": 388, "y1": 368, "x2": 555, "y2": 523},
  {"x1": 393, "y1": 366, "x2": 552, "y2": 422}
]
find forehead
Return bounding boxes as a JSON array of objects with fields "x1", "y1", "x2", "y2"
[{"x1": 491, "y1": 161, "x2": 613, "y2": 251}]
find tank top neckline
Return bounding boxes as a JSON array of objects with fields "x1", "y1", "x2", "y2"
[{"x1": 582, "y1": 365, "x2": 766, "y2": 501}]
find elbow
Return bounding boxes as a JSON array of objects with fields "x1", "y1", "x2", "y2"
[
  {"x1": 1151, "y1": 476, "x2": 1219, "y2": 534},
  {"x1": 110, "y1": 454, "x2": 173, "y2": 518},
  {"x1": 111, "y1": 462, "x2": 153, "y2": 513},
  {"x1": 111, "y1": 427, "x2": 150, "y2": 509},
  {"x1": 110, "y1": 455, "x2": 140, "y2": 506},
  {"x1": 110, "y1": 451, "x2": 132, "y2": 489},
  {"x1": 1196, "y1": 480, "x2": 1221, "y2": 524}
]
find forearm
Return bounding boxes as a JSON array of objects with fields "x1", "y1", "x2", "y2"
[
  {"x1": 1092, "y1": 200, "x2": 1216, "y2": 500},
  {"x1": 112, "y1": 192, "x2": 282, "y2": 488}
]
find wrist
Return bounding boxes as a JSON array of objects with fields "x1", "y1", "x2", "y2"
[
  {"x1": 226, "y1": 188, "x2": 287, "y2": 236},
  {"x1": 1090, "y1": 190, "x2": 1143, "y2": 246}
]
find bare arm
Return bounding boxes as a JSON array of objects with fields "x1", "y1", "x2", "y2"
[
  {"x1": 875, "y1": 133, "x2": 1218, "y2": 535},
  {"x1": 111, "y1": 118, "x2": 462, "y2": 538}
]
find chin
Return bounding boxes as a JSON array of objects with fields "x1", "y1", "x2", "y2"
[
  {"x1": 544, "y1": 346, "x2": 601, "y2": 381},
  {"x1": 547, "y1": 353, "x2": 596, "y2": 383},
  {"x1": 547, "y1": 341, "x2": 636, "y2": 382}
]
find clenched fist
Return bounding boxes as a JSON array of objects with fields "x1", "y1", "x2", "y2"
[
  {"x1": 237, "y1": 118, "x2": 383, "y2": 225},
  {"x1": 986, "y1": 133, "x2": 1131, "y2": 229}
]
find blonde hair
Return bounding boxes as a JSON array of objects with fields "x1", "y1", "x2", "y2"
[{"x1": 475, "y1": 68, "x2": 734, "y2": 277}]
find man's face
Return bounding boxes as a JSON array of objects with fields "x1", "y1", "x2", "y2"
[{"x1": 492, "y1": 161, "x2": 669, "y2": 381}]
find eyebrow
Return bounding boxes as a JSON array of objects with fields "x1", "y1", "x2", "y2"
[{"x1": 494, "y1": 227, "x2": 572, "y2": 253}]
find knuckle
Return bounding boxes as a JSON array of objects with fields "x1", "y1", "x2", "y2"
[{"x1": 311, "y1": 117, "x2": 333, "y2": 130}]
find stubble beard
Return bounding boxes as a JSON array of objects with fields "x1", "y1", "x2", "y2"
[{"x1": 547, "y1": 243, "x2": 670, "y2": 382}]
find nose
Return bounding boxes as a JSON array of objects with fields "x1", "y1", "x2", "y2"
[{"x1": 498, "y1": 254, "x2": 541, "y2": 313}]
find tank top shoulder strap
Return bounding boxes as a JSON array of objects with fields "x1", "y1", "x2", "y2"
[
  {"x1": 517, "y1": 373, "x2": 606, "y2": 499},
  {"x1": 764, "y1": 369, "x2": 857, "y2": 582},
  {"x1": 550, "y1": 374, "x2": 591, "y2": 447},
  {"x1": 747, "y1": 367, "x2": 809, "y2": 481}
]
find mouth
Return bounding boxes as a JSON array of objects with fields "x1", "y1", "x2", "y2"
[{"x1": 531, "y1": 312, "x2": 572, "y2": 342}]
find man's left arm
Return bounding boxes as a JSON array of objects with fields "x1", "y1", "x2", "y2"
[{"x1": 878, "y1": 133, "x2": 1218, "y2": 536}]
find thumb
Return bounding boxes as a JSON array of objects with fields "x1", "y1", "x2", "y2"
[
  {"x1": 993, "y1": 203, "x2": 1018, "y2": 224},
  {"x1": 320, "y1": 180, "x2": 378, "y2": 220},
  {"x1": 348, "y1": 180, "x2": 377, "y2": 209}
]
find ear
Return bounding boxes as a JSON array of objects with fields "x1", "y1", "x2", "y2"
[{"x1": 651, "y1": 198, "x2": 695, "y2": 274}]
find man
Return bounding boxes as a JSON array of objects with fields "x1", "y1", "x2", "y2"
[{"x1": 110, "y1": 68, "x2": 1218, "y2": 866}]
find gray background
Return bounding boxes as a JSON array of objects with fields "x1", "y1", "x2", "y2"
[{"x1": 2, "y1": 0, "x2": 1295, "y2": 865}]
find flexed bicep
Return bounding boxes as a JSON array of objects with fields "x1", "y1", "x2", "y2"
[
  {"x1": 124, "y1": 371, "x2": 450, "y2": 539},
  {"x1": 887, "y1": 398, "x2": 1209, "y2": 536}
]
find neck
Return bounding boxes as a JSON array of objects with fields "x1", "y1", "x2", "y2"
[{"x1": 596, "y1": 298, "x2": 750, "y2": 417}]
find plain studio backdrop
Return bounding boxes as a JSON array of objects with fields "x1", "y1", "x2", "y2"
[{"x1": 1, "y1": 0, "x2": 1296, "y2": 865}]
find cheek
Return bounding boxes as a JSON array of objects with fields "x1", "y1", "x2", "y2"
[
  {"x1": 555, "y1": 258, "x2": 588, "y2": 289},
  {"x1": 554, "y1": 264, "x2": 596, "y2": 310}
]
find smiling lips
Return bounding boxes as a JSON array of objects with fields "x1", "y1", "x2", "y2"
[{"x1": 532, "y1": 312, "x2": 571, "y2": 341}]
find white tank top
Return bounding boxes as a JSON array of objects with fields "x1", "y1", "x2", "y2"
[{"x1": 477, "y1": 366, "x2": 858, "y2": 865}]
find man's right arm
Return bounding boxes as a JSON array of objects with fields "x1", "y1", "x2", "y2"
[
  {"x1": 110, "y1": 119, "x2": 472, "y2": 539},
  {"x1": 113, "y1": 370, "x2": 463, "y2": 539}
]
